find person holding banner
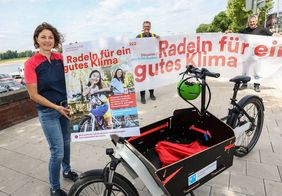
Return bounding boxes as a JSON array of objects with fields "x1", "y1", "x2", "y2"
[
  {"x1": 111, "y1": 68, "x2": 125, "y2": 94},
  {"x1": 228, "y1": 15, "x2": 280, "y2": 92},
  {"x1": 83, "y1": 70, "x2": 113, "y2": 129},
  {"x1": 239, "y1": 15, "x2": 281, "y2": 92},
  {"x1": 136, "y1": 20, "x2": 159, "y2": 104},
  {"x1": 24, "y1": 22, "x2": 78, "y2": 196}
]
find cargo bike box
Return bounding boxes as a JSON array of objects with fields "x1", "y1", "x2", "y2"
[{"x1": 127, "y1": 108, "x2": 235, "y2": 195}]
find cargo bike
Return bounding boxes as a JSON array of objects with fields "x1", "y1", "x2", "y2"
[{"x1": 68, "y1": 65, "x2": 264, "y2": 196}]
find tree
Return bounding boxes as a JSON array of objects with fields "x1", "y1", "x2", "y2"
[
  {"x1": 196, "y1": 24, "x2": 210, "y2": 33},
  {"x1": 0, "y1": 50, "x2": 34, "y2": 60},
  {"x1": 226, "y1": 0, "x2": 273, "y2": 32},
  {"x1": 208, "y1": 11, "x2": 232, "y2": 32},
  {"x1": 196, "y1": 11, "x2": 231, "y2": 33}
]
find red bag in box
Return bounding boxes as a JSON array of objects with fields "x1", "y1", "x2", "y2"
[{"x1": 155, "y1": 141, "x2": 208, "y2": 167}]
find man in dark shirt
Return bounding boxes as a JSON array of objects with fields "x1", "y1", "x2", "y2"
[
  {"x1": 136, "y1": 21, "x2": 159, "y2": 104},
  {"x1": 239, "y1": 16, "x2": 273, "y2": 36},
  {"x1": 238, "y1": 15, "x2": 280, "y2": 92}
]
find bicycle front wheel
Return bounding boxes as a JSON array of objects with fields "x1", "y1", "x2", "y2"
[
  {"x1": 79, "y1": 116, "x2": 92, "y2": 132},
  {"x1": 68, "y1": 170, "x2": 139, "y2": 196},
  {"x1": 229, "y1": 95, "x2": 264, "y2": 157}
]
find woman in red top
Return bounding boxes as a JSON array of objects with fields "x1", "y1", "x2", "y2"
[{"x1": 24, "y1": 22, "x2": 77, "y2": 196}]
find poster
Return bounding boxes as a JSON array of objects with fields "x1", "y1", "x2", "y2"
[{"x1": 63, "y1": 37, "x2": 140, "y2": 142}]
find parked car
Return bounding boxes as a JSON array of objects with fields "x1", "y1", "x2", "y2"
[
  {"x1": 0, "y1": 78, "x2": 25, "y2": 91},
  {"x1": 0, "y1": 86, "x2": 8, "y2": 93},
  {"x1": 0, "y1": 74, "x2": 11, "y2": 79},
  {"x1": 10, "y1": 73, "x2": 25, "y2": 85}
]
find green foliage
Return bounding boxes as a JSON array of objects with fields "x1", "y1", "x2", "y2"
[
  {"x1": 0, "y1": 50, "x2": 34, "y2": 60},
  {"x1": 227, "y1": 0, "x2": 273, "y2": 32},
  {"x1": 196, "y1": 11, "x2": 231, "y2": 33},
  {"x1": 124, "y1": 72, "x2": 134, "y2": 88},
  {"x1": 196, "y1": 24, "x2": 210, "y2": 33},
  {"x1": 257, "y1": 0, "x2": 273, "y2": 26},
  {"x1": 209, "y1": 11, "x2": 232, "y2": 32},
  {"x1": 196, "y1": 0, "x2": 273, "y2": 33}
]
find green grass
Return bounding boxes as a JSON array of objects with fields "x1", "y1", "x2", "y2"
[{"x1": 0, "y1": 57, "x2": 28, "y2": 65}]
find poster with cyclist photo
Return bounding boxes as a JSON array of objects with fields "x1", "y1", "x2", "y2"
[{"x1": 62, "y1": 37, "x2": 140, "y2": 142}]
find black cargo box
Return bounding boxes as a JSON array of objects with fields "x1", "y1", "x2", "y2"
[{"x1": 127, "y1": 108, "x2": 235, "y2": 195}]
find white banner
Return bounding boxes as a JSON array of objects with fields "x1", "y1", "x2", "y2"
[{"x1": 130, "y1": 33, "x2": 282, "y2": 91}]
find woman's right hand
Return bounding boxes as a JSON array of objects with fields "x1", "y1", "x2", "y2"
[
  {"x1": 56, "y1": 105, "x2": 70, "y2": 119},
  {"x1": 89, "y1": 78, "x2": 96, "y2": 88}
]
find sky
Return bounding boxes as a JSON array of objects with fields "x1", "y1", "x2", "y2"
[{"x1": 0, "y1": 0, "x2": 281, "y2": 52}]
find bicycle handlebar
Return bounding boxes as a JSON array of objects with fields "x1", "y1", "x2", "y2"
[
  {"x1": 90, "y1": 89, "x2": 112, "y2": 96},
  {"x1": 180, "y1": 65, "x2": 220, "y2": 79}
]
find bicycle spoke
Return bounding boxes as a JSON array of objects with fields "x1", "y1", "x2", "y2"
[
  {"x1": 233, "y1": 98, "x2": 264, "y2": 157},
  {"x1": 77, "y1": 181, "x2": 127, "y2": 196}
]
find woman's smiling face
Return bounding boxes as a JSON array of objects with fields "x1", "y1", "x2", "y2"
[{"x1": 36, "y1": 29, "x2": 55, "y2": 51}]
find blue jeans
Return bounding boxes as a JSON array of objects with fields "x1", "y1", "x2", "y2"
[{"x1": 38, "y1": 108, "x2": 71, "y2": 190}]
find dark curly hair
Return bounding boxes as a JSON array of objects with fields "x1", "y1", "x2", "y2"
[
  {"x1": 113, "y1": 68, "x2": 124, "y2": 83},
  {"x1": 33, "y1": 22, "x2": 63, "y2": 49}
]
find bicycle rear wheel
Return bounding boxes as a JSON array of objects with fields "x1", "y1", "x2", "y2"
[
  {"x1": 229, "y1": 96, "x2": 264, "y2": 157},
  {"x1": 68, "y1": 170, "x2": 139, "y2": 196}
]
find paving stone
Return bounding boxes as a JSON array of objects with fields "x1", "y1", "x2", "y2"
[
  {"x1": 60, "y1": 176, "x2": 74, "y2": 191},
  {"x1": 71, "y1": 145, "x2": 109, "y2": 172},
  {"x1": 206, "y1": 171, "x2": 230, "y2": 188},
  {"x1": 237, "y1": 148, "x2": 261, "y2": 163},
  {"x1": 266, "y1": 125, "x2": 282, "y2": 134},
  {"x1": 12, "y1": 179, "x2": 49, "y2": 196},
  {"x1": 265, "y1": 119, "x2": 279, "y2": 133},
  {"x1": 277, "y1": 165, "x2": 282, "y2": 181},
  {"x1": 247, "y1": 162, "x2": 280, "y2": 181},
  {"x1": 0, "y1": 166, "x2": 31, "y2": 194},
  {"x1": 227, "y1": 158, "x2": 246, "y2": 175},
  {"x1": 0, "y1": 148, "x2": 43, "y2": 175},
  {"x1": 210, "y1": 186, "x2": 246, "y2": 196},
  {"x1": 71, "y1": 142, "x2": 105, "y2": 160},
  {"x1": 0, "y1": 191, "x2": 9, "y2": 196},
  {"x1": 12, "y1": 140, "x2": 50, "y2": 162},
  {"x1": 271, "y1": 140, "x2": 282, "y2": 154},
  {"x1": 260, "y1": 151, "x2": 282, "y2": 166},
  {"x1": 264, "y1": 179, "x2": 282, "y2": 196},
  {"x1": 255, "y1": 133, "x2": 273, "y2": 153},
  {"x1": 28, "y1": 162, "x2": 49, "y2": 182},
  {"x1": 267, "y1": 130, "x2": 282, "y2": 145},
  {"x1": 0, "y1": 125, "x2": 40, "y2": 145},
  {"x1": 192, "y1": 185, "x2": 211, "y2": 196},
  {"x1": 276, "y1": 119, "x2": 282, "y2": 127},
  {"x1": 0, "y1": 137, "x2": 29, "y2": 151},
  {"x1": 230, "y1": 173, "x2": 265, "y2": 196}
]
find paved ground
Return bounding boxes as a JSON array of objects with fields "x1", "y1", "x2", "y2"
[{"x1": 0, "y1": 80, "x2": 282, "y2": 196}]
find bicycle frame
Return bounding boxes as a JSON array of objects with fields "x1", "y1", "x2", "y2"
[
  {"x1": 79, "y1": 92, "x2": 108, "y2": 132},
  {"x1": 113, "y1": 139, "x2": 167, "y2": 195},
  {"x1": 221, "y1": 82, "x2": 254, "y2": 139}
]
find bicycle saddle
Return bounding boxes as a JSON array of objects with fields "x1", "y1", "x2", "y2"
[{"x1": 229, "y1": 75, "x2": 251, "y2": 83}]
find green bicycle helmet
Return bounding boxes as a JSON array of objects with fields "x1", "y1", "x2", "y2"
[{"x1": 177, "y1": 80, "x2": 201, "y2": 100}]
